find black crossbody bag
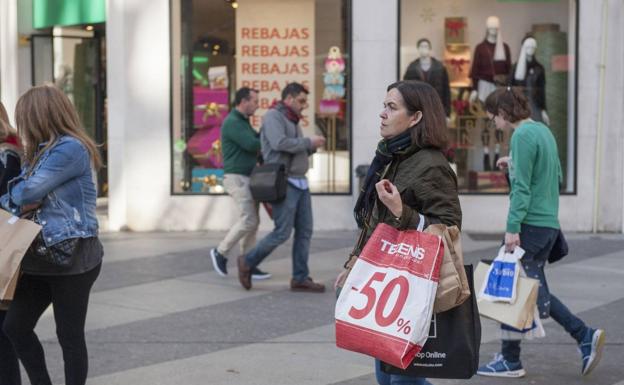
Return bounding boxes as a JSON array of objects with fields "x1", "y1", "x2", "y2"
[{"x1": 249, "y1": 163, "x2": 287, "y2": 203}]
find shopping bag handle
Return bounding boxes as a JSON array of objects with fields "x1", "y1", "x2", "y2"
[{"x1": 417, "y1": 213, "x2": 425, "y2": 232}]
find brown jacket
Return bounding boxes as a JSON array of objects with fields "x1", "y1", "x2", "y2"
[{"x1": 343, "y1": 144, "x2": 462, "y2": 273}]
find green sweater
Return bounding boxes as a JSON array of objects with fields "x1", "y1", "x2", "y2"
[
  {"x1": 221, "y1": 109, "x2": 261, "y2": 176},
  {"x1": 506, "y1": 120, "x2": 561, "y2": 233}
]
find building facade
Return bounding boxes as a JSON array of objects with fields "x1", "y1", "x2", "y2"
[{"x1": 1, "y1": 0, "x2": 623, "y2": 233}]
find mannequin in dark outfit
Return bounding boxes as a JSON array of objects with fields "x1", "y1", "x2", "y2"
[
  {"x1": 404, "y1": 38, "x2": 451, "y2": 117},
  {"x1": 510, "y1": 36, "x2": 549, "y2": 124},
  {"x1": 469, "y1": 16, "x2": 512, "y2": 102},
  {"x1": 470, "y1": 16, "x2": 511, "y2": 170}
]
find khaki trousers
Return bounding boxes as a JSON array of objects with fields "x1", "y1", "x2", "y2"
[{"x1": 217, "y1": 174, "x2": 260, "y2": 256}]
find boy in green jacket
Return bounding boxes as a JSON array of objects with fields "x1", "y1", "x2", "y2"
[{"x1": 477, "y1": 87, "x2": 605, "y2": 379}]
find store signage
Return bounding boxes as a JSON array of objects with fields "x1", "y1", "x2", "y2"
[
  {"x1": 33, "y1": 0, "x2": 106, "y2": 29},
  {"x1": 236, "y1": 0, "x2": 315, "y2": 132}
]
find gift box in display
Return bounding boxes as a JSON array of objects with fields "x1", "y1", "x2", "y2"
[
  {"x1": 468, "y1": 171, "x2": 508, "y2": 192},
  {"x1": 444, "y1": 45, "x2": 471, "y2": 88},
  {"x1": 187, "y1": 126, "x2": 223, "y2": 168},
  {"x1": 193, "y1": 87, "x2": 229, "y2": 128},
  {"x1": 445, "y1": 17, "x2": 467, "y2": 45},
  {"x1": 191, "y1": 168, "x2": 225, "y2": 193}
]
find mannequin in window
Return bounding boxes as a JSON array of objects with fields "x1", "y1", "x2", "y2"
[
  {"x1": 469, "y1": 16, "x2": 511, "y2": 103},
  {"x1": 404, "y1": 38, "x2": 451, "y2": 118},
  {"x1": 510, "y1": 36, "x2": 549, "y2": 124}
]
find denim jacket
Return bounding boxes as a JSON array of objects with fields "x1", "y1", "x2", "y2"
[{"x1": 0, "y1": 136, "x2": 98, "y2": 246}]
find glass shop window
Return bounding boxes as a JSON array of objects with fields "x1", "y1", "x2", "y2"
[
  {"x1": 171, "y1": 0, "x2": 351, "y2": 195},
  {"x1": 399, "y1": 0, "x2": 577, "y2": 194}
]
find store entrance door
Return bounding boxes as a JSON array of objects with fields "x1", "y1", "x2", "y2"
[{"x1": 30, "y1": 30, "x2": 108, "y2": 196}]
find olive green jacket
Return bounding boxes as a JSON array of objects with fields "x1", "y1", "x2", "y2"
[{"x1": 344, "y1": 144, "x2": 462, "y2": 269}]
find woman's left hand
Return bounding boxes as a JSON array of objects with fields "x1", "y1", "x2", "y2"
[{"x1": 375, "y1": 179, "x2": 403, "y2": 218}]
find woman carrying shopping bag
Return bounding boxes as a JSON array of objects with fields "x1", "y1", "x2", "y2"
[
  {"x1": 335, "y1": 80, "x2": 462, "y2": 385},
  {"x1": 0, "y1": 101, "x2": 22, "y2": 385},
  {"x1": 0, "y1": 85, "x2": 103, "y2": 385}
]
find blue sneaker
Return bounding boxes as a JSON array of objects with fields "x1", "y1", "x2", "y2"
[
  {"x1": 579, "y1": 328, "x2": 605, "y2": 376},
  {"x1": 210, "y1": 248, "x2": 228, "y2": 277},
  {"x1": 477, "y1": 353, "x2": 526, "y2": 378}
]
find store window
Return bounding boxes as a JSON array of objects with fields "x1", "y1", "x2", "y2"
[
  {"x1": 171, "y1": 0, "x2": 351, "y2": 195},
  {"x1": 399, "y1": 0, "x2": 577, "y2": 194}
]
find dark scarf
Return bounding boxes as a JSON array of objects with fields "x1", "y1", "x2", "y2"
[
  {"x1": 354, "y1": 131, "x2": 412, "y2": 228},
  {"x1": 272, "y1": 101, "x2": 300, "y2": 124}
]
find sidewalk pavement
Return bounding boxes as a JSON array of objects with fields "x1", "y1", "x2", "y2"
[{"x1": 29, "y1": 230, "x2": 624, "y2": 385}]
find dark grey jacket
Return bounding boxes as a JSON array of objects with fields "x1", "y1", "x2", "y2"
[{"x1": 260, "y1": 108, "x2": 315, "y2": 178}]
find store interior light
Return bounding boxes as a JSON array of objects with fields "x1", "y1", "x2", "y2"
[
  {"x1": 85, "y1": 25, "x2": 94, "y2": 31},
  {"x1": 231, "y1": 1, "x2": 238, "y2": 9}
]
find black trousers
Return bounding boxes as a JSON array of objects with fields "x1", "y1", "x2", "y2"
[
  {"x1": 0, "y1": 309, "x2": 21, "y2": 385},
  {"x1": 2, "y1": 264, "x2": 101, "y2": 385}
]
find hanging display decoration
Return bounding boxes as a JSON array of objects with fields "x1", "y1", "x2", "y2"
[
  {"x1": 319, "y1": 46, "x2": 346, "y2": 115},
  {"x1": 445, "y1": 17, "x2": 467, "y2": 44},
  {"x1": 420, "y1": 7, "x2": 435, "y2": 23}
]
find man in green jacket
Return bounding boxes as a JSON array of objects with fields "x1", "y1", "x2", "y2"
[{"x1": 210, "y1": 87, "x2": 270, "y2": 280}]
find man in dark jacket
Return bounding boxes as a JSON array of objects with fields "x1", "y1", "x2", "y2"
[
  {"x1": 237, "y1": 82, "x2": 326, "y2": 292},
  {"x1": 404, "y1": 38, "x2": 451, "y2": 117},
  {"x1": 210, "y1": 87, "x2": 270, "y2": 280}
]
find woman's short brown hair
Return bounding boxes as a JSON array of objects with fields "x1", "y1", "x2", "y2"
[
  {"x1": 387, "y1": 80, "x2": 448, "y2": 149},
  {"x1": 484, "y1": 87, "x2": 531, "y2": 123}
]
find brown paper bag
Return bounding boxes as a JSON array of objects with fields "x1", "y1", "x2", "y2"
[
  {"x1": 0, "y1": 209, "x2": 42, "y2": 300},
  {"x1": 474, "y1": 262, "x2": 539, "y2": 330},
  {"x1": 426, "y1": 224, "x2": 471, "y2": 313}
]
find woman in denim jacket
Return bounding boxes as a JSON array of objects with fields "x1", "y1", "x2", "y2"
[{"x1": 0, "y1": 85, "x2": 103, "y2": 385}]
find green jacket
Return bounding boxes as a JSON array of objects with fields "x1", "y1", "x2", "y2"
[
  {"x1": 506, "y1": 120, "x2": 561, "y2": 233},
  {"x1": 221, "y1": 109, "x2": 261, "y2": 176},
  {"x1": 349, "y1": 144, "x2": 462, "y2": 261}
]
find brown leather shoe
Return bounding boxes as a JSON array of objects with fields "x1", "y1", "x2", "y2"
[
  {"x1": 237, "y1": 256, "x2": 252, "y2": 290},
  {"x1": 290, "y1": 277, "x2": 326, "y2": 293}
]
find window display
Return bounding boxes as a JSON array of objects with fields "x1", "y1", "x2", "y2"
[
  {"x1": 400, "y1": 0, "x2": 576, "y2": 194},
  {"x1": 171, "y1": 0, "x2": 351, "y2": 195}
]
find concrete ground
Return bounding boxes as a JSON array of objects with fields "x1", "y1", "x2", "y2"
[{"x1": 23, "y1": 229, "x2": 624, "y2": 385}]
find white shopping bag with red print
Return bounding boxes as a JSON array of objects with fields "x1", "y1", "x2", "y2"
[{"x1": 335, "y1": 223, "x2": 444, "y2": 369}]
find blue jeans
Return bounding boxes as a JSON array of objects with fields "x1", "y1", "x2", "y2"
[
  {"x1": 375, "y1": 360, "x2": 432, "y2": 385},
  {"x1": 501, "y1": 224, "x2": 587, "y2": 362},
  {"x1": 244, "y1": 185, "x2": 312, "y2": 282}
]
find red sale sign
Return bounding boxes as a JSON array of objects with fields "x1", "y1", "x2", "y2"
[{"x1": 335, "y1": 223, "x2": 444, "y2": 369}]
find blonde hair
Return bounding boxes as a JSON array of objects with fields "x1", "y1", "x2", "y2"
[
  {"x1": 15, "y1": 85, "x2": 102, "y2": 171},
  {"x1": 0, "y1": 101, "x2": 16, "y2": 142}
]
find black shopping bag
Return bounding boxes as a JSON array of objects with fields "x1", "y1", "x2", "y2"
[{"x1": 381, "y1": 265, "x2": 481, "y2": 379}]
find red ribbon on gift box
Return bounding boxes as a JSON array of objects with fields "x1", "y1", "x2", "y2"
[
  {"x1": 445, "y1": 20, "x2": 466, "y2": 37},
  {"x1": 448, "y1": 58, "x2": 468, "y2": 73},
  {"x1": 453, "y1": 99, "x2": 469, "y2": 115}
]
